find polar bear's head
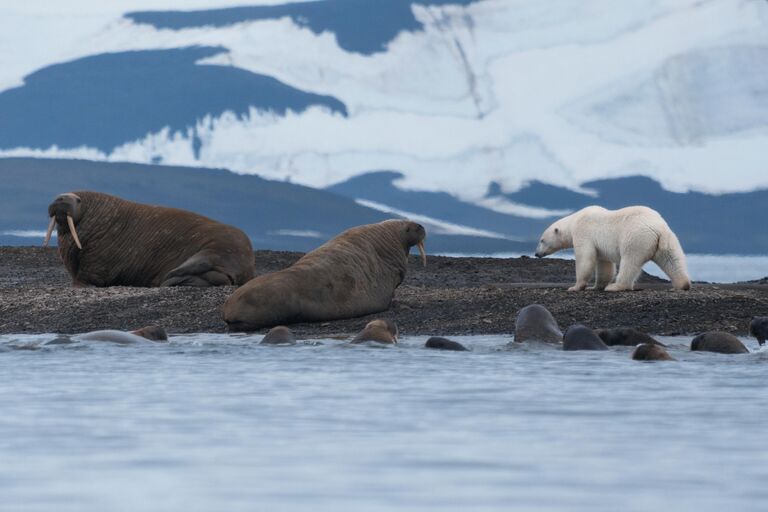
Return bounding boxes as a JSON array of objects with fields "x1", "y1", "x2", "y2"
[{"x1": 534, "y1": 219, "x2": 570, "y2": 258}]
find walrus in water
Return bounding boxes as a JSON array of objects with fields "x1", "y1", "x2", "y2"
[
  {"x1": 513, "y1": 304, "x2": 562, "y2": 343},
  {"x1": 224, "y1": 220, "x2": 426, "y2": 331},
  {"x1": 562, "y1": 324, "x2": 609, "y2": 351},
  {"x1": 425, "y1": 337, "x2": 468, "y2": 351},
  {"x1": 260, "y1": 326, "x2": 297, "y2": 345},
  {"x1": 78, "y1": 325, "x2": 168, "y2": 343},
  {"x1": 690, "y1": 331, "x2": 749, "y2": 354},
  {"x1": 631, "y1": 343, "x2": 675, "y2": 361},
  {"x1": 597, "y1": 328, "x2": 665, "y2": 347},
  {"x1": 749, "y1": 317, "x2": 768, "y2": 346},
  {"x1": 351, "y1": 319, "x2": 398, "y2": 344},
  {"x1": 43, "y1": 191, "x2": 254, "y2": 287}
]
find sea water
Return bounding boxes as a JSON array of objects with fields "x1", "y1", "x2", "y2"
[{"x1": 1, "y1": 334, "x2": 767, "y2": 512}]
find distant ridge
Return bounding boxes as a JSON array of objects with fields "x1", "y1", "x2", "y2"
[{"x1": 0, "y1": 158, "x2": 531, "y2": 254}]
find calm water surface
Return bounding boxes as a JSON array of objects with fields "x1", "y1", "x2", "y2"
[{"x1": 1, "y1": 334, "x2": 767, "y2": 512}]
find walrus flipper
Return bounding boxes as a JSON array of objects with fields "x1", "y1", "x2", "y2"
[{"x1": 161, "y1": 253, "x2": 234, "y2": 287}]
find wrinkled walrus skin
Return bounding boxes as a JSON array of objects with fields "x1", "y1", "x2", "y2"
[
  {"x1": 43, "y1": 191, "x2": 254, "y2": 287},
  {"x1": 224, "y1": 219, "x2": 426, "y2": 332}
]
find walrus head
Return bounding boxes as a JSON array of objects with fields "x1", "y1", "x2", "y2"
[
  {"x1": 352, "y1": 318, "x2": 399, "y2": 344},
  {"x1": 131, "y1": 325, "x2": 168, "y2": 342},
  {"x1": 43, "y1": 192, "x2": 84, "y2": 249},
  {"x1": 396, "y1": 220, "x2": 427, "y2": 267}
]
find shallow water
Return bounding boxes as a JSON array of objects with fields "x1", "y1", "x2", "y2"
[{"x1": 1, "y1": 334, "x2": 767, "y2": 512}]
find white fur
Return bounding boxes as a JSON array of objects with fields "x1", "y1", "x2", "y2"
[{"x1": 535, "y1": 206, "x2": 691, "y2": 292}]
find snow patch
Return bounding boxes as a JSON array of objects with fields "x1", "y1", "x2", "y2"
[
  {"x1": 476, "y1": 196, "x2": 572, "y2": 219},
  {"x1": 267, "y1": 229, "x2": 324, "y2": 238},
  {"x1": 355, "y1": 199, "x2": 518, "y2": 240},
  {"x1": 2, "y1": 230, "x2": 52, "y2": 238}
]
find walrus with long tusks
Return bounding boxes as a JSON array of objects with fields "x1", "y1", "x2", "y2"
[
  {"x1": 224, "y1": 219, "x2": 426, "y2": 331},
  {"x1": 43, "y1": 191, "x2": 254, "y2": 287}
]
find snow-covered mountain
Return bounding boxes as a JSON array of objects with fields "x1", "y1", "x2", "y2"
[{"x1": 0, "y1": 1, "x2": 767, "y2": 253}]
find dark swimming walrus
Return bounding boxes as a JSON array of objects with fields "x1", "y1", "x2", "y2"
[
  {"x1": 690, "y1": 331, "x2": 749, "y2": 354},
  {"x1": 749, "y1": 317, "x2": 768, "y2": 346},
  {"x1": 563, "y1": 324, "x2": 609, "y2": 351},
  {"x1": 631, "y1": 343, "x2": 675, "y2": 361},
  {"x1": 513, "y1": 304, "x2": 562, "y2": 343},
  {"x1": 351, "y1": 319, "x2": 398, "y2": 344},
  {"x1": 425, "y1": 337, "x2": 468, "y2": 351},
  {"x1": 224, "y1": 220, "x2": 426, "y2": 331},
  {"x1": 597, "y1": 328, "x2": 665, "y2": 347},
  {"x1": 260, "y1": 326, "x2": 297, "y2": 345},
  {"x1": 43, "y1": 191, "x2": 254, "y2": 287}
]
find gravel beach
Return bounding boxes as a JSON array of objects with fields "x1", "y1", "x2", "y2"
[{"x1": 1, "y1": 247, "x2": 766, "y2": 336}]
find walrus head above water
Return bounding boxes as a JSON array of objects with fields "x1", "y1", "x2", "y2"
[
  {"x1": 224, "y1": 219, "x2": 426, "y2": 331},
  {"x1": 351, "y1": 319, "x2": 399, "y2": 344}
]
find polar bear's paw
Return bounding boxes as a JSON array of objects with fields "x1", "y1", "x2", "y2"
[{"x1": 604, "y1": 283, "x2": 632, "y2": 292}]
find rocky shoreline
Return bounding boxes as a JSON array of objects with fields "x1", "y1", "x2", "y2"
[{"x1": 1, "y1": 247, "x2": 767, "y2": 336}]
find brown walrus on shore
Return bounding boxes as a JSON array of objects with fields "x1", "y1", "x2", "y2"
[
  {"x1": 351, "y1": 319, "x2": 398, "y2": 344},
  {"x1": 43, "y1": 191, "x2": 254, "y2": 287},
  {"x1": 224, "y1": 219, "x2": 426, "y2": 331}
]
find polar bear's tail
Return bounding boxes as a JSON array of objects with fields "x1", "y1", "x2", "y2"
[{"x1": 653, "y1": 229, "x2": 691, "y2": 290}]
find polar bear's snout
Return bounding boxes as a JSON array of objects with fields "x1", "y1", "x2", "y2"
[{"x1": 534, "y1": 239, "x2": 552, "y2": 258}]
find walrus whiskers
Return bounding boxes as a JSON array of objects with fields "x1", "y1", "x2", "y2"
[
  {"x1": 66, "y1": 215, "x2": 83, "y2": 249},
  {"x1": 42, "y1": 217, "x2": 55, "y2": 247},
  {"x1": 417, "y1": 241, "x2": 427, "y2": 267}
]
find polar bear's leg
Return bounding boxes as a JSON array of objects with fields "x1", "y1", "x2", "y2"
[
  {"x1": 605, "y1": 255, "x2": 644, "y2": 292},
  {"x1": 591, "y1": 260, "x2": 615, "y2": 290},
  {"x1": 569, "y1": 245, "x2": 596, "y2": 292}
]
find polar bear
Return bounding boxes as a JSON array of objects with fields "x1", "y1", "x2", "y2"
[{"x1": 534, "y1": 205, "x2": 691, "y2": 292}]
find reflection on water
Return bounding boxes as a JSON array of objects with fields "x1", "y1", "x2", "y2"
[{"x1": 1, "y1": 334, "x2": 767, "y2": 512}]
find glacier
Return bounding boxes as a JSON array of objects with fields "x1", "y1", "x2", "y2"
[{"x1": 0, "y1": 0, "x2": 767, "y2": 213}]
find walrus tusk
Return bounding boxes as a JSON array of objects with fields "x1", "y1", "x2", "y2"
[
  {"x1": 67, "y1": 215, "x2": 83, "y2": 249},
  {"x1": 43, "y1": 217, "x2": 55, "y2": 247},
  {"x1": 417, "y1": 241, "x2": 427, "y2": 267}
]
